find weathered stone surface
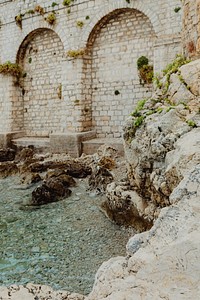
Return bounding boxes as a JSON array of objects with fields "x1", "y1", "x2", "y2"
[
  {"x1": 31, "y1": 177, "x2": 72, "y2": 206},
  {"x1": 87, "y1": 166, "x2": 200, "y2": 299},
  {"x1": 85, "y1": 60, "x2": 200, "y2": 300},
  {"x1": 180, "y1": 59, "x2": 200, "y2": 96},
  {"x1": 168, "y1": 73, "x2": 194, "y2": 104},
  {"x1": 29, "y1": 160, "x2": 92, "y2": 178},
  {"x1": 0, "y1": 162, "x2": 18, "y2": 178},
  {"x1": 101, "y1": 182, "x2": 152, "y2": 231},
  {"x1": 45, "y1": 169, "x2": 76, "y2": 187},
  {"x1": 0, "y1": 284, "x2": 85, "y2": 300},
  {"x1": 88, "y1": 166, "x2": 114, "y2": 194}
]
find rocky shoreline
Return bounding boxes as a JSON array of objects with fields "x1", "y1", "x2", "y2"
[{"x1": 0, "y1": 59, "x2": 200, "y2": 299}]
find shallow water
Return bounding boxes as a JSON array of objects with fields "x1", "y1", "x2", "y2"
[{"x1": 0, "y1": 176, "x2": 134, "y2": 295}]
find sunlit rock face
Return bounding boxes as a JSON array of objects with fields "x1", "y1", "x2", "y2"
[
  {"x1": 103, "y1": 59, "x2": 200, "y2": 226},
  {"x1": 86, "y1": 61, "x2": 200, "y2": 300}
]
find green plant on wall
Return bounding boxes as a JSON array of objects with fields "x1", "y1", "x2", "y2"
[
  {"x1": 187, "y1": 120, "x2": 197, "y2": 128},
  {"x1": 15, "y1": 14, "x2": 23, "y2": 29},
  {"x1": 46, "y1": 12, "x2": 56, "y2": 25},
  {"x1": 76, "y1": 20, "x2": 84, "y2": 28},
  {"x1": 26, "y1": 9, "x2": 35, "y2": 14},
  {"x1": 0, "y1": 61, "x2": 22, "y2": 78},
  {"x1": 137, "y1": 56, "x2": 153, "y2": 85},
  {"x1": 63, "y1": 0, "x2": 74, "y2": 6},
  {"x1": 174, "y1": 7, "x2": 181, "y2": 13},
  {"x1": 34, "y1": 5, "x2": 45, "y2": 15},
  {"x1": 52, "y1": 2, "x2": 58, "y2": 7},
  {"x1": 67, "y1": 48, "x2": 86, "y2": 58},
  {"x1": 162, "y1": 54, "x2": 191, "y2": 94}
]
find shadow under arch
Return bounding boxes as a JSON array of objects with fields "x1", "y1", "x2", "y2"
[
  {"x1": 16, "y1": 27, "x2": 65, "y2": 64},
  {"x1": 86, "y1": 8, "x2": 157, "y2": 48},
  {"x1": 83, "y1": 7, "x2": 156, "y2": 138}
]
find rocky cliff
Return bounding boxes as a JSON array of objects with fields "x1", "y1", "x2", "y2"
[
  {"x1": 86, "y1": 58, "x2": 200, "y2": 299},
  {"x1": 1, "y1": 59, "x2": 200, "y2": 300}
]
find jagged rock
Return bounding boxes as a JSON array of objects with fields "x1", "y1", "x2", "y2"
[
  {"x1": 0, "y1": 284, "x2": 85, "y2": 300},
  {"x1": 29, "y1": 160, "x2": 92, "y2": 178},
  {"x1": 180, "y1": 59, "x2": 200, "y2": 96},
  {"x1": 168, "y1": 73, "x2": 194, "y2": 104},
  {"x1": 0, "y1": 148, "x2": 15, "y2": 162},
  {"x1": 88, "y1": 166, "x2": 114, "y2": 194},
  {"x1": 45, "y1": 169, "x2": 76, "y2": 187},
  {"x1": 87, "y1": 166, "x2": 200, "y2": 300},
  {"x1": 31, "y1": 178, "x2": 72, "y2": 206},
  {"x1": 0, "y1": 162, "x2": 18, "y2": 178},
  {"x1": 101, "y1": 182, "x2": 152, "y2": 231},
  {"x1": 85, "y1": 60, "x2": 200, "y2": 300},
  {"x1": 96, "y1": 145, "x2": 118, "y2": 158},
  {"x1": 20, "y1": 172, "x2": 42, "y2": 185},
  {"x1": 15, "y1": 146, "x2": 35, "y2": 162}
]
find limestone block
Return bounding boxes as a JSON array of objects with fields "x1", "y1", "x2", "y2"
[{"x1": 180, "y1": 59, "x2": 200, "y2": 96}]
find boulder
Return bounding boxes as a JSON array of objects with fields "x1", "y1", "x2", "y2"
[
  {"x1": 0, "y1": 162, "x2": 18, "y2": 178},
  {"x1": 101, "y1": 182, "x2": 152, "y2": 231},
  {"x1": 45, "y1": 169, "x2": 76, "y2": 187},
  {"x1": 31, "y1": 178, "x2": 72, "y2": 206},
  {"x1": 0, "y1": 148, "x2": 15, "y2": 162},
  {"x1": 29, "y1": 160, "x2": 92, "y2": 178},
  {"x1": 88, "y1": 166, "x2": 114, "y2": 194}
]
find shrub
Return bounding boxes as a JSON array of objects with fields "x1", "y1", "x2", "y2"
[
  {"x1": 0, "y1": 61, "x2": 22, "y2": 77},
  {"x1": 76, "y1": 20, "x2": 84, "y2": 28},
  {"x1": 34, "y1": 5, "x2": 45, "y2": 15},
  {"x1": 137, "y1": 56, "x2": 153, "y2": 84},
  {"x1": 137, "y1": 56, "x2": 149, "y2": 69},
  {"x1": 63, "y1": 0, "x2": 74, "y2": 6},
  {"x1": 46, "y1": 12, "x2": 56, "y2": 25},
  {"x1": 15, "y1": 14, "x2": 23, "y2": 29},
  {"x1": 67, "y1": 48, "x2": 85, "y2": 58}
]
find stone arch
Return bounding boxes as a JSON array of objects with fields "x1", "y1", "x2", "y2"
[
  {"x1": 15, "y1": 28, "x2": 66, "y2": 136},
  {"x1": 9, "y1": 22, "x2": 69, "y2": 63},
  {"x1": 81, "y1": 1, "x2": 159, "y2": 45},
  {"x1": 84, "y1": 8, "x2": 156, "y2": 138}
]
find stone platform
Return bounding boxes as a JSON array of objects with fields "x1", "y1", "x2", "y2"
[
  {"x1": 82, "y1": 138, "x2": 124, "y2": 156},
  {"x1": 8, "y1": 132, "x2": 124, "y2": 157}
]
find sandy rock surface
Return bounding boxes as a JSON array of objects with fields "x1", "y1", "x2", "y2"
[{"x1": 0, "y1": 284, "x2": 85, "y2": 300}]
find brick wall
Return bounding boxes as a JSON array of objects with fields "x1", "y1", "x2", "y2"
[
  {"x1": 17, "y1": 29, "x2": 65, "y2": 136},
  {"x1": 0, "y1": 0, "x2": 183, "y2": 138},
  {"x1": 183, "y1": 0, "x2": 200, "y2": 59},
  {"x1": 89, "y1": 9, "x2": 155, "y2": 137}
]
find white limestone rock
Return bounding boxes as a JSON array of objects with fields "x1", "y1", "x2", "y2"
[{"x1": 87, "y1": 165, "x2": 200, "y2": 300}]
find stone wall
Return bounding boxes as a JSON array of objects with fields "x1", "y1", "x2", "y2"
[
  {"x1": 89, "y1": 9, "x2": 155, "y2": 137},
  {"x1": 183, "y1": 0, "x2": 200, "y2": 59},
  {"x1": 18, "y1": 29, "x2": 65, "y2": 136},
  {"x1": 0, "y1": 0, "x2": 183, "y2": 138}
]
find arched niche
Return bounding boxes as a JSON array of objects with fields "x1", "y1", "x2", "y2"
[
  {"x1": 16, "y1": 28, "x2": 65, "y2": 136},
  {"x1": 85, "y1": 8, "x2": 156, "y2": 138}
]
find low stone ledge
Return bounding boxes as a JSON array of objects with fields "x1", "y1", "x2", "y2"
[
  {"x1": 0, "y1": 131, "x2": 24, "y2": 148},
  {"x1": 49, "y1": 131, "x2": 96, "y2": 157}
]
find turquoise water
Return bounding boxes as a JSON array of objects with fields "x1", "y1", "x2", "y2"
[{"x1": 0, "y1": 176, "x2": 134, "y2": 295}]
